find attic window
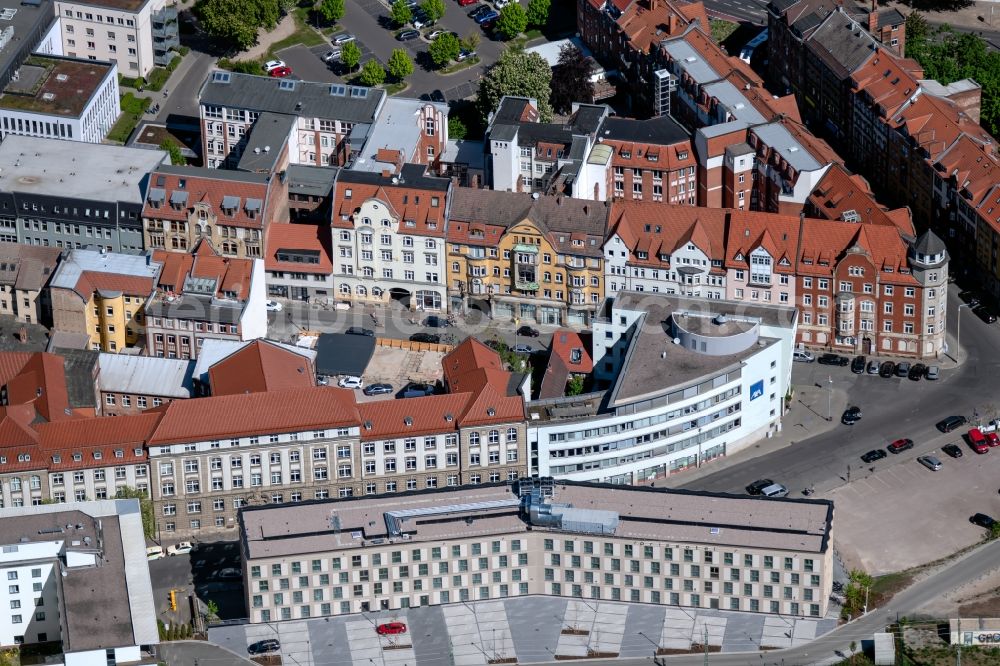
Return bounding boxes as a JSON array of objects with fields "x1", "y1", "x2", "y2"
[
  {"x1": 115, "y1": 449, "x2": 124, "y2": 458},
  {"x1": 405, "y1": 220, "x2": 416, "y2": 228},
  {"x1": 93, "y1": 451, "x2": 102, "y2": 460},
  {"x1": 734, "y1": 252, "x2": 744, "y2": 261},
  {"x1": 444, "y1": 413, "x2": 454, "y2": 422},
  {"x1": 678, "y1": 151, "x2": 689, "y2": 160},
  {"x1": 17, "y1": 454, "x2": 28, "y2": 462},
  {"x1": 779, "y1": 258, "x2": 790, "y2": 266},
  {"x1": 345, "y1": 189, "x2": 352, "y2": 199},
  {"x1": 620, "y1": 149, "x2": 631, "y2": 158},
  {"x1": 364, "y1": 421, "x2": 373, "y2": 430},
  {"x1": 73, "y1": 453, "x2": 82, "y2": 462},
  {"x1": 52, "y1": 455, "x2": 61, "y2": 464},
  {"x1": 487, "y1": 407, "x2": 496, "y2": 416},
  {"x1": 0, "y1": 456, "x2": 5, "y2": 464},
  {"x1": 636, "y1": 251, "x2": 648, "y2": 259},
  {"x1": 404, "y1": 417, "x2": 413, "y2": 426}
]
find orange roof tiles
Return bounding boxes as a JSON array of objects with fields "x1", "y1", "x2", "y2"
[
  {"x1": 442, "y1": 338, "x2": 507, "y2": 393},
  {"x1": 265, "y1": 223, "x2": 333, "y2": 274},
  {"x1": 725, "y1": 210, "x2": 800, "y2": 271},
  {"x1": 808, "y1": 164, "x2": 915, "y2": 236},
  {"x1": 1, "y1": 352, "x2": 72, "y2": 425},
  {"x1": 797, "y1": 217, "x2": 916, "y2": 282},
  {"x1": 143, "y1": 168, "x2": 272, "y2": 230},
  {"x1": 153, "y1": 239, "x2": 254, "y2": 300},
  {"x1": 852, "y1": 54, "x2": 920, "y2": 119},
  {"x1": 607, "y1": 201, "x2": 728, "y2": 270},
  {"x1": 333, "y1": 182, "x2": 447, "y2": 237},
  {"x1": 148, "y1": 386, "x2": 360, "y2": 445},
  {"x1": 75, "y1": 272, "x2": 154, "y2": 299},
  {"x1": 209, "y1": 340, "x2": 315, "y2": 396},
  {"x1": 617, "y1": 0, "x2": 691, "y2": 54},
  {"x1": 358, "y1": 393, "x2": 470, "y2": 440},
  {"x1": 550, "y1": 330, "x2": 593, "y2": 373}
]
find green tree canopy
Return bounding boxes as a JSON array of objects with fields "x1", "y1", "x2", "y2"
[
  {"x1": 477, "y1": 47, "x2": 552, "y2": 121},
  {"x1": 196, "y1": 0, "x2": 280, "y2": 50},
  {"x1": 359, "y1": 59, "x2": 386, "y2": 86},
  {"x1": 421, "y1": 0, "x2": 446, "y2": 21},
  {"x1": 526, "y1": 0, "x2": 549, "y2": 27},
  {"x1": 550, "y1": 43, "x2": 594, "y2": 114},
  {"x1": 429, "y1": 31, "x2": 461, "y2": 67},
  {"x1": 318, "y1": 0, "x2": 344, "y2": 24},
  {"x1": 387, "y1": 48, "x2": 414, "y2": 80},
  {"x1": 460, "y1": 31, "x2": 480, "y2": 53},
  {"x1": 496, "y1": 2, "x2": 527, "y2": 40},
  {"x1": 390, "y1": 0, "x2": 412, "y2": 27},
  {"x1": 116, "y1": 486, "x2": 155, "y2": 540},
  {"x1": 448, "y1": 116, "x2": 467, "y2": 139},
  {"x1": 159, "y1": 139, "x2": 187, "y2": 166},
  {"x1": 340, "y1": 40, "x2": 362, "y2": 71}
]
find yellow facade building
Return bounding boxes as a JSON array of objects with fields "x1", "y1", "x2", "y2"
[
  {"x1": 48, "y1": 249, "x2": 160, "y2": 352},
  {"x1": 447, "y1": 190, "x2": 607, "y2": 326}
]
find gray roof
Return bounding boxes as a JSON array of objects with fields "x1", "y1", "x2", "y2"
[
  {"x1": 49, "y1": 249, "x2": 161, "y2": 293},
  {"x1": 807, "y1": 8, "x2": 878, "y2": 76},
  {"x1": 0, "y1": 135, "x2": 168, "y2": 203},
  {"x1": 288, "y1": 165, "x2": 340, "y2": 198},
  {"x1": 0, "y1": 500, "x2": 158, "y2": 652},
  {"x1": 239, "y1": 480, "x2": 833, "y2": 559},
  {"x1": 59, "y1": 349, "x2": 99, "y2": 409},
  {"x1": 152, "y1": 163, "x2": 272, "y2": 186},
  {"x1": 144, "y1": 293, "x2": 243, "y2": 324},
  {"x1": 315, "y1": 333, "x2": 376, "y2": 377},
  {"x1": 725, "y1": 142, "x2": 755, "y2": 158},
  {"x1": 97, "y1": 353, "x2": 194, "y2": 399},
  {"x1": 877, "y1": 8, "x2": 905, "y2": 27},
  {"x1": 236, "y1": 112, "x2": 296, "y2": 173},
  {"x1": 350, "y1": 97, "x2": 448, "y2": 173},
  {"x1": 702, "y1": 80, "x2": 768, "y2": 124},
  {"x1": 599, "y1": 115, "x2": 691, "y2": 144},
  {"x1": 791, "y1": 11, "x2": 823, "y2": 35},
  {"x1": 337, "y1": 163, "x2": 450, "y2": 191},
  {"x1": 489, "y1": 124, "x2": 519, "y2": 142},
  {"x1": 752, "y1": 122, "x2": 823, "y2": 172},
  {"x1": 199, "y1": 71, "x2": 386, "y2": 124},
  {"x1": 441, "y1": 140, "x2": 486, "y2": 170},
  {"x1": 0, "y1": 244, "x2": 60, "y2": 291},
  {"x1": 662, "y1": 39, "x2": 721, "y2": 84},
  {"x1": 912, "y1": 230, "x2": 947, "y2": 256}
]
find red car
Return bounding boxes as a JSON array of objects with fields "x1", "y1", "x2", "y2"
[
  {"x1": 376, "y1": 622, "x2": 407, "y2": 635},
  {"x1": 269, "y1": 66, "x2": 292, "y2": 78},
  {"x1": 458, "y1": 0, "x2": 477, "y2": 5},
  {"x1": 987, "y1": 432, "x2": 1000, "y2": 447},
  {"x1": 886, "y1": 438, "x2": 914, "y2": 454},
  {"x1": 968, "y1": 428, "x2": 989, "y2": 454}
]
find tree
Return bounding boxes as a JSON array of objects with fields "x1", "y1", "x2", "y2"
[
  {"x1": 496, "y1": 2, "x2": 527, "y2": 40},
  {"x1": 116, "y1": 486, "x2": 155, "y2": 540},
  {"x1": 196, "y1": 0, "x2": 280, "y2": 50},
  {"x1": 359, "y1": 59, "x2": 386, "y2": 86},
  {"x1": 461, "y1": 31, "x2": 480, "y2": 53},
  {"x1": 429, "y1": 31, "x2": 461, "y2": 67},
  {"x1": 477, "y1": 47, "x2": 553, "y2": 121},
  {"x1": 390, "y1": 0, "x2": 412, "y2": 27},
  {"x1": 205, "y1": 600, "x2": 220, "y2": 623},
  {"x1": 318, "y1": 0, "x2": 344, "y2": 24},
  {"x1": 905, "y1": 11, "x2": 928, "y2": 50},
  {"x1": 550, "y1": 44, "x2": 594, "y2": 114},
  {"x1": 387, "y1": 48, "x2": 414, "y2": 81},
  {"x1": 448, "y1": 116, "x2": 467, "y2": 139},
  {"x1": 567, "y1": 375, "x2": 585, "y2": 396},
  {"x1": 526, "y1": 0, "x2": 549, "y2": 27},
  {"x1": 159, "y1": 139, "x2": 187, "y2": 166},
  {"x1": 340, "y1": 40, "x2": 362, "y2": 71},
  {"x1": 842, "y1": 569, "x2": 874, "y2": 617},
  {"x1": 421, "y1": 0, "x2": 446, "y2": 22}
]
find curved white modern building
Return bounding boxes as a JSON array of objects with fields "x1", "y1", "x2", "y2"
[{"x1": 528, "y1": 292, "x2": 797, "y2": 484}]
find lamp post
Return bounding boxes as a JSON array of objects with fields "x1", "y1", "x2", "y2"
[{"x1": 827, "y1": 375, "x2": 833, "y2": 421}]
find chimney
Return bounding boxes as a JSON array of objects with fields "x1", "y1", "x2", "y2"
[
  {"x1": 382, "y1": 169, "x2": 391, "y2": 178},
  {"x1": 867, "y1": 2, "x2": 878, "y2": 33}
]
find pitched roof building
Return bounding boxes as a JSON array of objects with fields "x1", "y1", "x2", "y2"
[{"x1": 0, "y1": 243, "x2": 61, "y2": 325}]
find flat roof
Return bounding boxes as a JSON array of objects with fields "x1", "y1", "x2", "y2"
[
  {"x1": 599, "y1": 115, "x2": 691, "y2": 145},
  {"x1": 68, "y1": 0, "x2": 152, "y2": 11},
  {"x1": 662, "y1": 39, "x2": 721, "y2": 84},
  {"x1": 0, "y1": 0, "x2": 54, "y2": 80},
  {"x1": 98, "y1": 353, "x2": 194, "y2": 398},
  {"x1": 0, "y1": 56, "x2": 113, "y2": 116},
  {"x1": 315, "y1": 333, "x2": 375, "y2": 377},
  {"x1": 49, "y1": 248, "x2": 161, "y2": 291},
  {"x1": 0, "y1": 135, "x2": 167, "y2": 202},
  {"x1": 702, "y1": 80, "x2": 767, "y2": 124},
  {"x1": 240, "y1": 480, "x2": 833, "y2": 559},
  {"x1": 752, "y1": 122, "x2": 823, "y2": 172},
  {"x1": 351, "y1": 97, "x2": 447, "y2": 173}
]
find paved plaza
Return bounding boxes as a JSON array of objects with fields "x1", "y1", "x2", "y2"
[{"x1": 209, "y1": 596, "x2": 838, "y2": 664}]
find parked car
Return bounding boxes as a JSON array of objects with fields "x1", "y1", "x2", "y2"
[
  {"x1": 866, "y1": 359, "x2": 880, "y2": 374},
  {"x1": 426, "y1": 29, "x2": 446, "y2": 39},
  {"x1": 333, "y1": 33, "x2": 356, "y2": 44},
  {"x1": 850, "y1": 355, "x2": 866, "y2": 374},
  {"x1": 887, "y1": 438, "x2": 914, "y2": 454},
  {"x1": 942, "y1": 443, "x2": 964, "y2": 458},
  {"x1": 841, "y1": 406, "x2": 862, "y2": 425},
  {"x1": 424, "y1": 315, "x2": 450, "y2": 327},
  {"x1": 265, "y1": 300, "x2": 283, "y2": 312},
  {"x1": 398, "y1": 29, "x2": 420, "y2": 40},
  {"x1": 917, "y1": 455, "x2": 943, "y2": 471},
  {"x1": 974, "y1": 305, "x2": 998, "y2": 324},
  {"x1": 909, "y1": 363, "x2": 927, "y2": 381},
  {"x1": 988, "y1": 432, "x2": 1000, "y2": 448},
  {"x1": 412, "y1": 13, "x2": 434, "y2": 28},
  {"x1": 248, "y1": 639, "x2": 280, "y2": 655},
  {"x1": 860, "y1": 449, "x2": 887, "y2": 463},
  {"x1": 146, "y1": 546, "x2": 164, "y2": 560},
  {"x1": 469, "y1": 5, "x2": 491, "y2": 17},
  {"x1": 894, "y1": 361, "x2": 911, "y2": 378},
  {"x1": 745, "y1": 479, "x2": 775, "y2": 496},
  {"x1": 817, "y1": 353, "x2": 848, "y2": 366},
  {"x1": 792, "y1": 349, "x2": 814, "y2": 363},
  {"x1": 401, "y1": 382, "x2": 435, "y2": 398},
  {"x1": 167, "y1": 541, "x2": 193, "y2": 556},
  {"x1": 321, "y1": 49, "x2": 341, "y2": 62},
  {"x1": 337, "y1": 376, "x2": 363, "y2": 389},
  {"x1": 263, "y1": 59, "x2": 286, "y2": 71},
  {"x1": 456, "y1": 49, "x2": 476, "y2": 61},
  {"x1": 458, "y1": 0, "x2": 477, "y2": 5},
  {"x1": 515, "y1": 325, "x2": 539, "y2": 337},
  {"x1": 971, "y1": 513, "x2": 997, "y2": 529},
  {"x1": 937, "y1": 415, "x2": 967, "y2": 433},
  {"x1": 878, "y1": 361, "x2": 895, "y2": 378},
  {"x1": 925, "y1": 365, "x2": 940, "y2": 380},
  {"x1": 363, "y1": 383, "x2": 394, "y2": 396},
  {"x1": 512, "y1": 344, "x2": 533, "y2": 354},
  {"x1": 376, "y1": 622, "x2": 407, "y2": 635},
  {"x1": 967, "y1": 427, "x2": 989, "y2": 454},
  {"x1": 269, "y1": 66, "x2": 292, "y2": 78},
  {"x1": 216, "y1": 567, "x2": 241, "y2": 580},
  {"x1": 410, "y1": 332, "x2": 440, "y2": 344},
  {"x1": 759, "y1": 483, "x2": 789, "y2": 498},
  {"x1": 475, "y1": 9, "x2": 499, "y2": 23},
  {"x1": 959, "y1": 290, "x2": 981, "y2": 306},
  {"x1": 346, "y1": 327, "x2": 375, "y2": 337},
  {"x1": 495, "y1": 0, "x2": 511, "y2": 6}
]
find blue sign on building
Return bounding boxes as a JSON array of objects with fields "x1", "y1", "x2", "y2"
[{"x1": 749, "y1": 380, "x2": 764, "y2": 401}]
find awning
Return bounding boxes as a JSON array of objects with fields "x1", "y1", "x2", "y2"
[
  {"x1": 221, "y1": 195, "x2": 240, "y2": 209},
  {"x1": 147, "y1": 188, "x2": 165, "y2": 203},
  {"x1": 245, "y1": 198, "x2": 262, "y2": 212},
  {"x1": 169, "y1": 191, "x2": 188, "y2": 206}
]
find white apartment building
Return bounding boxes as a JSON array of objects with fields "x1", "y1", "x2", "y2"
[
  {"x1": 239, "y1": 479, "x2": 835, "y2": 622},
  {"x1": 54, "y1": 0, "x2": 178, "y2": 77},
  {"x1": 331, "y1": 166, "x2": 451, "y2": 311},
  {"x1": 198, "y1": 72, "x2": 386, "y2": 169},
  {"x1": 0, "y1": 500, "x2": 158, "y2": 664},
  {"x1": 527, "y1": 293, "x2": 796, "y2": 485}
]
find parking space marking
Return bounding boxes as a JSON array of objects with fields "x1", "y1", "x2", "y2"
[
  {"x1": 692, "y1": 615, "x2": 727, "y2": 646},
  {"x1": 760, "y1": 617, "x2": 795, "y2": 649},
  {"x1": 442, "y1": 602, "x2": 515, "y2": 664},
  {"x1": 660, "y1": 608, "x2": 696, "y2": 649},
  {"x1": 345, "y1": 619, "x2": 417, "y2": 665},
  {"x1": 555, "y1": 601, "x2": 628, "y2": 656}
]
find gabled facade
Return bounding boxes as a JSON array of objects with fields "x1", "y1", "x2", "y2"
[
  {"x1": 724, "y1": 211, "x2": 800, "y2": 306},
  {"x1": 264, "y1": 222, "x2": 334, "y2": 305}
]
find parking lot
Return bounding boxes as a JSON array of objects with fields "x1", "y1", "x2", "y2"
[
  {"x1": 349, "y1": 344, "x2": 446, "y2": 402},
  {"x1": 830, "y1": 429, "x2": 1000, "y2": 575}
]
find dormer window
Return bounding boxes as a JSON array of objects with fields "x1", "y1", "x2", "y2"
[{"x1": 636, "y1": 251, "x2": 648, "y2": 259}]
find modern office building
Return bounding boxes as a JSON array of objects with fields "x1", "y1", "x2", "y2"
[
  {"x1": 238, "y1": 478, "x2": 834, "y2": 622},
  {"x1": 527, "y1": 292, "x2": 796, "y2": 485},
  {"x1": 0, "y1": 500, "x2": 158, "y2": 662},
  {"x1": 0, "y1": 135, "x2": 168, "y2": 254}
]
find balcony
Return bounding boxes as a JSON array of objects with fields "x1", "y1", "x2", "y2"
[
  {"x1": 515, "y1": 280, "x2": 539, "y2": 292},
  {"x1": 748, "y1": 273, "x2": 771, "y2": 285}
]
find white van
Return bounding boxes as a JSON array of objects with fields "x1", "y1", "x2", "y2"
[
  {"x1": 793, "y1": 350, "x2": 814, "y2": 363},
  {"x1": 146, "y1": 546, "x2": 164, "y2": 560},
  {"x1": 760, "y1": 484, "x2": 789, "y2": 498}
]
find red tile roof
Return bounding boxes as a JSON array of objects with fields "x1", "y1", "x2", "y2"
[
  {"x1": 265, "y1": 223, "x2": 333, "y2": 274},
  {"x1": 725, "y1": 210, "x2": 801, "y2": 271},
  {"x1": 209, "y1": 340, "x2": 315, "y2": 396},
  {"x1": 148, "y1": 386, "x2": 360, "y2": 445},
  {"x1": 808, "y1": 164, "x2": 915, "y2": 236},
  {"x1": 550, "y1": 330, "x2": 593, "y2": 373},
  {"x1": 797, "y1": 217, "x2": 916, "y2": 282},
  {"x1": 442, "y1": 338, "x2": 508, "y2": 393},
  {"x1": 143, "y1": 169, "x2": 272, "y2": 229},
  {"x1": 75, "y1": 272, "x2": 155, "y2": 299},
  {"x1": 153, "y1": 239, "x2": 255, "y2": 300},
  {"x1": 1, "y1": 352, "x2": 72, "y2": 424},
  {"x1": 333, "y1": 182, "x2": 447, "y2": 237},
  {"x1": 607, "y1": 202, "x2": 728, "y2": 270},
  {"x1": 358, "y1": 393, "x2": 469, "y2": 440}
]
